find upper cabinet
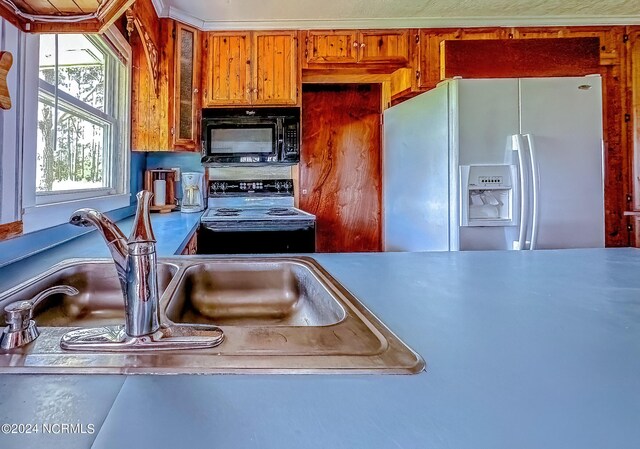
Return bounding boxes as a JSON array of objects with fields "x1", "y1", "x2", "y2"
[
  {"x1": 358, "y1": 30, "x2": 411, "y2": 64},
  {"x1": 202, "y1": 32, "x2": 252, "y2": 105},
  {"x1": 131, "y1": 16, "x2": 201, "y2": 152},
  {"x1": 414, "y1": 28, "x2": 506, "y2": 89},
  {"x1": 303, "y1": 30, "x2": 410, "y2": 67},
  {"x1": 203, "y1": 31, "x2": 299, "y2": 107},
  {"x1": 253, "y1": 31, "x2": 299, "y2": 105},
  {"x1": 172, "y1": 22, "x2": 201, "y2": 150},
  {"x1": 305, "y1": 30, "x2": 359, "y2": 64}
]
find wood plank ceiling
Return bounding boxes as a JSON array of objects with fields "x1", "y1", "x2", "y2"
[
  {"x1": 9, "y1": 0, "x2": 102, "y2": 16},
  {"x1": 0, "y1": 0, "x2": 134, "y2": 33}
]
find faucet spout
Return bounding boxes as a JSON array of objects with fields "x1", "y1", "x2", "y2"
[{"x1": 69, "y1": 209, "x2": 128, "y2": 282}]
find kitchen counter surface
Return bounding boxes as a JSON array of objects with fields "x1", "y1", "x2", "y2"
[{"x1": 0, "y1": 218, "x2": 639, "y2": 448}]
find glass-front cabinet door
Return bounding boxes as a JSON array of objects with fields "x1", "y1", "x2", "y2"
[{"x1": 173, "y1": 22, "x2": 201, "y2": 150}]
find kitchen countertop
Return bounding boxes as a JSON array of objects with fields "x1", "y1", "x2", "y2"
[{"x1": 0, "y1": 215, "x2": 639, "y2": 448}]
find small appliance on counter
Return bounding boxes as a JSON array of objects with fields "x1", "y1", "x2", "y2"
[
  {"x1": 181, "y1": 172, "x2": 205, "y2": 213},
  {"x1": 199, "y1": 178, "x2": 316, "y2": 254},
  {"x1": 144, "y1": 169, "x2": 177, "y2": 213}
]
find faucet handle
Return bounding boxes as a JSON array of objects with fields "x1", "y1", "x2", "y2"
[{"x1": 129, "y1": 190, "x2": 156, "y2": 244}]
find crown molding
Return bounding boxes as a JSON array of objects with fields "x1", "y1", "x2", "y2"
[
  {"x1": 153, "y1": 5, "x2": 640, "y2": 30},
  {"x1": 150, "y1": 0, "x2": 168, "y2": 16}
]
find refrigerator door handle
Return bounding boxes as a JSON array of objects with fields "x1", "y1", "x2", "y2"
[
  {"x1": 511, "y1": 134, "x2": 529, "y2": 250},
  {"x1": 524, "y1": 133, "x2": 540, "y2": 250}
]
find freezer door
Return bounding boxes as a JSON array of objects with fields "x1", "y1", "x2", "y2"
[
  {"x1": 383, "y1": 84, "x2": 451, "y2": 251},
  {"x1": 454, "y1": 79, "x2": 522, "y2": 250},
  {"x1": 519, "y1": 76, "x2": 605, "y2": 249}
]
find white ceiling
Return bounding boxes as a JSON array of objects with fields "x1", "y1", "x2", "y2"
[{"x1": 151, "y1": 0, "x2": 640, "y2": 30}]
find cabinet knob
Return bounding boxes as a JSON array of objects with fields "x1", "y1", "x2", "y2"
[
  {"x1": 193, "y1": 88, "x2": 199, "y2": 94},
  {"x1": 353, "y1": 41, "x2": 359, "y2": 47},
  {"x1": 253, "y1": 88, "x2": 258, "y2": 93},
  {"x1": 360, "y1": 42, "x2": 366, "y2": 48}
]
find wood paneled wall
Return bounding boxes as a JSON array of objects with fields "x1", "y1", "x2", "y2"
[
  {"x1": 300, "y1": 84, "x2": 382, "y2": 252},
  {"x1": 129, "y1": 0, "x2": 172, "y2": 151}
]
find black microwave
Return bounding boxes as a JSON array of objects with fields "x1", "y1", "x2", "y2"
[{"x1": 201, "y1": 108, "x2": 300, "y2": 165}]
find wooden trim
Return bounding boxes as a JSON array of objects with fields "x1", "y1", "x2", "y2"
[
  {"x1": 98, "y1": 0, "x2": 135, "y2": 33},
  {"x1": 440, "y1": 37, "x2": 601, "y2": 79},
  {"x1": 0, "y1": 221, "x2": 23, "y2": 241},
  {"x1": 0, "y1": 3, "x2": 26, "y2": 31}
]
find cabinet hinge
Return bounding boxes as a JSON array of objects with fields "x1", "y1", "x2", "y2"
[
  {"x1": 304, "y1": 48, "x2": 308, "y2": 58},
  {"x1": 627, "y1": 223, "x2": 633, "y2": 232},
  {"x1": 625, "y1": 113, "x2": 631, "y2": 123},
  {"x1": 627, "y1": 194, "x2": 633, "y2": 203},
  {"x1": 623, "y1": 34, "x2": 629, "y2": 43},
  {"x1": 415, "y1": 70, "x2": 421, "y2": 80},
  {"x1": 415, "y1": 34, "x2": 420, "y2": 44},
  {"x1": 170, "y1": 127, "x2": 174, "y2": 136}
]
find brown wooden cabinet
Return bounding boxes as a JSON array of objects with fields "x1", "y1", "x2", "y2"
[
  {"x1": 203, "y1": 31, "x2": 298, "y2": 106},
  {"x1": 358, "y1": 30, "x2": 410, "y2": 64},
  {"x1": 181, "y1": 230, "x2": 198, "y2": 255},
  {"x1": 131, "y1": 17, "x2": 201, "y2": 151},
  {"x1": 415, "y1": 28, "x2": 505, "y2": 89},
  {"x1": 305, "y1": 30, "x2": 359, "y2": 64},
  {"x1": 303, "y1": 30, "x2": 410, "y2": 67},
  {"x1": 171, "y1": 22, "x2": 201, "y2": 150},
  {"x1": 253, "y1": 31, "x2": 299, "y2": 105},
  {"x1": 202, "y1": 32, "x2": 252, "y2": 105}
]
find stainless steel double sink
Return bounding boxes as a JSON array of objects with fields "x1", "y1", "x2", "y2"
[{"x1": 0, "y1": 257, "x2": 424, "y2": 374}]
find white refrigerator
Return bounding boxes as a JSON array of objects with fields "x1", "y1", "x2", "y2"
[{"x1": 383, "y1": 76, "x2": 605, "y2": 251}]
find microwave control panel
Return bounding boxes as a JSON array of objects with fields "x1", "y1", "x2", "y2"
[{"x1": 284, "y1": 124, "x2": 299, "y2": 155}]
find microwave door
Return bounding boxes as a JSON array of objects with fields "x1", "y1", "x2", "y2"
[{"x1": 205, "y1": 122, "x2": 277, "y2": 163}]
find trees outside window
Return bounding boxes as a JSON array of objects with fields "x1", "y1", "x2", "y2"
[{"x1": 36, "y1": 34, "x2": 122, "y2": 197}]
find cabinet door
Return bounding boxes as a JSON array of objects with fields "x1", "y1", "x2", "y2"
[
  {"x1": 203, "y1": 32, "x2": 251, "y2": 106},
  {"x1": 253, "y1": 31, "x2": 298, "y2": 105},
  {"x1": 172, "y1": 22, "x2": 200, "y2": 150},
  {"x1": 304, "y1": 30, "x2": 359, "y2": 64},
  {"x1": 417, "y1": 28, "x2": 505, "y2": 89},
  {"x1": 357, "y1": 30, "x2": 410, "y2": 64}
]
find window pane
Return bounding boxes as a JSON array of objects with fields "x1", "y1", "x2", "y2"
[
  {"x1": 38, "y1": 34, "x2": 106, "y2": 112},
  {"x1": 36, "y1": 99, "x2": 110, "y2": 193},
  {"x1": 39, "y1": 34, "x2": 56, "y2": 84}
]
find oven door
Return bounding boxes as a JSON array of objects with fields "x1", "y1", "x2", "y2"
[
  {"x1": 201, "y1": 119, "x2": 280, "y2": 165},
  {"x1": 198, "y1": 223, "x2": 316, "y2": 254}
]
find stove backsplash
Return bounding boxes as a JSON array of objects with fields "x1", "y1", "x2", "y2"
[{"x1": 207, "y1": 165, "x2": 295, "y2": 180}]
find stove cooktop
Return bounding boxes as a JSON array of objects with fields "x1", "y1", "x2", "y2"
[{"x1": 201, "y1": 206, "x2": 315, "y2": 222}]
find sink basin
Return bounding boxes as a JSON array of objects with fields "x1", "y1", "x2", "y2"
[
  {"x1": 0, "y1": 260, "x2": 179, "y2": 327},
  {"x1": 166, "y1": 261, "x2": 345, "y2": 326},
  {"x1": 0, "y1": 257, "x2": 424, "y2": 375}
]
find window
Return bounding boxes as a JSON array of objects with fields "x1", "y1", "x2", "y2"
[
  {"x1": 36, "y1": 34, "x2": 126, "y2": 202},
  {"x1": 21, "y1": 30, "x2": 131, "y2": 233}
]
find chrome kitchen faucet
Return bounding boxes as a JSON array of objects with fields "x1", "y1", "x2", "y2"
[
  {"x1": 60, "y1": 190, "x2": 224, "y2": 351},
  {"x1": 69, "y1": 190, "x2": 160, "y2": 337}
]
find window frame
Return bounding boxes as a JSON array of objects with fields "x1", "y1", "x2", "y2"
[{"x1": 21, "y1": 28, "x2": 131, "y2": 234}]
